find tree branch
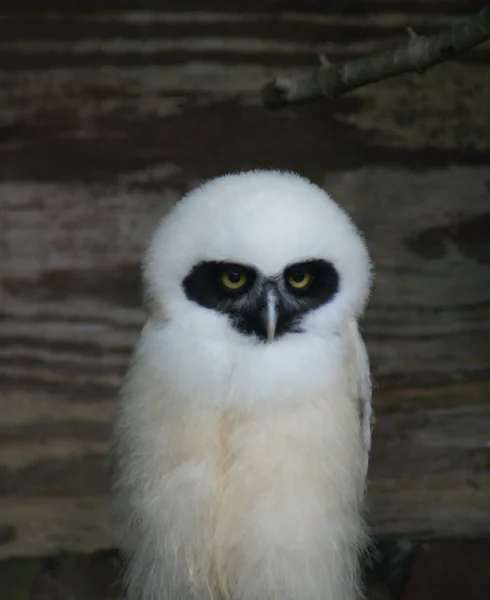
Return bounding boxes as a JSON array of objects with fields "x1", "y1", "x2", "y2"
[{"x1": 262, "y1": 7, "x2": 490, "y2": 110}]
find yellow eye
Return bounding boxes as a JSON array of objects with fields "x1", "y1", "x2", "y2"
[
  {"x1": 221, "y1": 271, "x2": 248, "y2": 290},
  {"x1": 287, "y1": 270, "x2": 312, "y2": 289}
]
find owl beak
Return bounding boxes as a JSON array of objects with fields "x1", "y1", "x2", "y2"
[{"x1": 263, "y1": 287, "x2": 278, "y2": 342}]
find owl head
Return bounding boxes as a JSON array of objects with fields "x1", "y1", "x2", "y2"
[{"x1": 144, "y1": 170, "x2": 371, "y2": 344}]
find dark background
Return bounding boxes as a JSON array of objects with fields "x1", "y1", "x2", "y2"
[{"x1": 0, "y1": 1, "x2": 489, "y2": 598}]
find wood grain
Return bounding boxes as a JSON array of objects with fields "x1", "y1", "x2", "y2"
[{"x1": 1, "y1": 1, "x2": 489, "y2": 557}]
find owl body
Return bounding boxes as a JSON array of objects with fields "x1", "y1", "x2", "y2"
[{"x1": 113, "y1": 171, "x2": 373, "y2": 600}]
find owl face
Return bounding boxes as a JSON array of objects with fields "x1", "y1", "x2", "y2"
[
  {"x1": 144, "y1": 170, "x2": 371, "y2": 347},
  {"x1": 182, "y1": 258, "x2": 340, "y2": 342}
]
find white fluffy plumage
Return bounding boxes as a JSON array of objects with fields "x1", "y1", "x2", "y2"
[{"x1": 112, "y1": 170, "x2": 373, "y2": 600}]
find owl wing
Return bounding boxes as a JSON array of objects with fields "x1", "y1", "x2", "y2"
[{"x1": 346, "y1": 319, "x2": 373, "y2": 469}]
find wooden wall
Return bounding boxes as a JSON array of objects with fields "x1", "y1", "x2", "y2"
[{"x1": 1, "y1": 0, "x2": 490, "y2": 558}]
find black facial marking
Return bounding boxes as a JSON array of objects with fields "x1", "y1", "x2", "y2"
[
  {"x1": 183, "y1": 261, "x2": 256, "y2": 308},
  {"x1": 231, "y1": 285, "x2": 276, "y2": 339},
  {"x1": 182, "y1": 259, "x2": 340, "y2": 342},
  {"x1": 284, "y1": 259, "x2": 339, "y2": 309}
]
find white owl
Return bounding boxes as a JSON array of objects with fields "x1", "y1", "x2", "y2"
[{"x1": 112, "y1": 170, "x2": 373, "y2": 600}]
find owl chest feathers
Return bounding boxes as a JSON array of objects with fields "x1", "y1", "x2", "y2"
[
  {"x1": 122, "y1": 388, "x2": 364, "y2": 598},
  {"x1": 115, "y1": 323, "x2": 369, "y2": 600}
]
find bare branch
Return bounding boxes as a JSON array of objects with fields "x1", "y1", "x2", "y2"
[{"x1": 262, "y1": 7, "x2": 490, "y2": 110}]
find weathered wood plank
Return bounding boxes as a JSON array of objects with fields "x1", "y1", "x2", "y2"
[
  {"x1": 1, "y1": 3, "x2": 489, "y2": 557},
  {"x1": 1, "y1": 61, "x2": 489, "y2": 186},
  {"x1": 1, "y1": 0, "x2": 489, "y2": 15},
  {"x1": 370, "y1": 382, "x2": 490, "y2": 537},
  {"x1": 0, "y1": 497, "x2": 113, "y2": 558},
  {"x1": 1, "y1": 12, "x2": 489, "y2": 68}
]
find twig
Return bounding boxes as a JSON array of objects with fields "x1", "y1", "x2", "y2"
[{"x1": 262, "y1": 7, "x2": 490, "y2": 109}]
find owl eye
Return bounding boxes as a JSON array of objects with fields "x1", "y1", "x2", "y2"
[
  {"x1": 221, "y1": 270, "x2": 248, "y2": 291},
  {"x1": 287, "y1": 269, "x2": 312, "y2": 290}
]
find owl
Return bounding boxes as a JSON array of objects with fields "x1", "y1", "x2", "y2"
[{"x1": 112, "y1": 170, "x2": 373, "y2": 600}]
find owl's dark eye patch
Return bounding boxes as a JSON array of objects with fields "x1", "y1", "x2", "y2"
[
  {"x1": 183, "y1": 261, "x2": 256, "y2": 309},
  {"x1": 284, "y1": 260, "x2": 339, "y2": 308},
  {"x1": 183, "y1": 258, "x2": 339, "y2": 342}
]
